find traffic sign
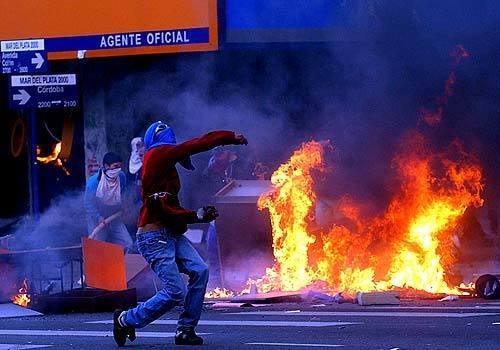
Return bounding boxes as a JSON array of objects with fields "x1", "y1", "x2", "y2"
[
  {"x1": 8, "y1": 74, "x2": 79, "y2": 109},
  {"x1": 1, "y1": 39, "x2": 47, "y2": 74},
  {"x1": 2, "y1": 51, "x2": 47, "y2": 74}
]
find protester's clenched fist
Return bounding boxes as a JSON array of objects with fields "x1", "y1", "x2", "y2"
[
  {"x1": 197, "y1": 206, "x2": 219, "y2": 222},
  {"x1": 234, "y1": 133, "x2": 248, "y2": 145}
]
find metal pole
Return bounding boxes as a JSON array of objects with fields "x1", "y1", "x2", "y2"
[{"x1": 28, "y1": 109, "x2": 40, "y2": 222}]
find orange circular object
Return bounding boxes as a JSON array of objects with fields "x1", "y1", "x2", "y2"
[{"x1": 10, "y1": 118, "x2": 26, "y2": 158}]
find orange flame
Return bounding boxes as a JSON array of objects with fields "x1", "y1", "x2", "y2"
[
  {"x1": 256, "y1": 141, "x2": 326, "y2": 292},
  {"x1": 11, "y1": 278, "x2": 31, "y2": 307},
  {"x1": 37, "y1": 142, "x2": 61, "y2": 163},
  {"x1": 250, "y1": 134, "x2": 483, "y2": 295},
  {"x1": 205, "y1": 287, "x2": 235, "y2": 299},
  {"x1": 37, "y1": 142, "x2": 70, "y2": 175}
]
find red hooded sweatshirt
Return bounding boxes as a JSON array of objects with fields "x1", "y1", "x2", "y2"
[{"x1": 138, "y1": 130, "x2": 239, "y2": 234}]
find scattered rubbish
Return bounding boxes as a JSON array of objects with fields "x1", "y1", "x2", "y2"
[
  {"x1": 439, "y1": 295, "x2": 459, "y2": 302},
  {"x1": 302, "y1": 290, "x2": 335, "y2": 302},
  {"x1": 356, "y1": 292, "x2": 400, "y2": 306},
  {"x1": 229, "y1": 291, "x2": 302, "y2": 304},
  {"x1": 333, "y1": 292, "x2": 344, "y2": 304},
  {"x1": 209, "y1": 302, "x2": 255, "y2": 308}
]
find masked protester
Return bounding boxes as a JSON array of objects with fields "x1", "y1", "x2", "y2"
[
  {"x1": 128, "y1": 137, "x2": 145, "y2": 186},
  {"x1": 124, "y1": 137, "x2": 146, "y2": 241},
  {"x1": 113, "y1": 121, "x2": 248, "y2": 346},
  {"x1": 84, "y1": 152, "x2": 133, "y2": 250}
]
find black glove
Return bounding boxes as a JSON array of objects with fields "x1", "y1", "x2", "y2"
[{"x1": 196, "y1": 206, "x2": 219, "y2": 223}]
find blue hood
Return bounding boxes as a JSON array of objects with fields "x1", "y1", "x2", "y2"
[{"x1": 144, "y1": 121, "x2": 194, "y2": 170}]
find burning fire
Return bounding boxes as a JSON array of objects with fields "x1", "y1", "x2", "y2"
[
  {"x1": 251, "y1": 134, "x2": 483, "y2": 295},
  {"x1": 11, "y1": 278, "x2": 31, "y2": 307},
  {"x1": 37, "y1": 142, "x2": 70, "y2": 175},
  {"x1": 241, "y1": 45, "x2": 482, "y2": 296},
  {"x1": 205, "y1": 287, "x2": 235, "y2": 299}
]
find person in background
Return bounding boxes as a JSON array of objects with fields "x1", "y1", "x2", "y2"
[
  {"x1": 128, "y1": 137, "x2": 145, "y2": 187},
  {"x1": 84, "y1": 152, "x2": 133, "y2": 250},
  {"x1": 112, "y1": 121, "x2": 248, "y2": 346},
  {"x1": 124, "y1": 137, "x2": 146, "y2": 242}
]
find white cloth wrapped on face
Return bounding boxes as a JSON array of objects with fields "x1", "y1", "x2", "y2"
[{"x1": 96, "y1": 168, "x2": 121, "y2": 205}]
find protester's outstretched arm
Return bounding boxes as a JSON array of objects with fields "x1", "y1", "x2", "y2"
[{"x1": 171, "y1": 131, "x2": 247, "y2": 161}]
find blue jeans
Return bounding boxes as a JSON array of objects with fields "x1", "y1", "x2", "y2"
[{"x1": 123, "y1": 228, "x2": 209, "y2": 331}]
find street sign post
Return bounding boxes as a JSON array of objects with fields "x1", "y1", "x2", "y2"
[
  {"x1": 8, "y1": 74, "x2": 79, "y2": 109},
  {"x1": 1, "y1": 39, "x2": 47, "y2": 74},
  {"x1": 7, "y1": 73, "x2": 78, "y2": 222}
]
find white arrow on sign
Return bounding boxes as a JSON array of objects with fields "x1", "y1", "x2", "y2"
[
  {"x1": 31, "y1": 52, "x2": 44, "y2": 69},
  {"x1": 13, "y1": 89, "x2": 31, "y2": 105}
]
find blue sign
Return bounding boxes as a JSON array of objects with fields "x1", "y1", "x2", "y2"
[
  {"x1": 8, "y1": 74, "x2": 79, "y2": 110},
  {"x1": 1, "y1": 39, "x2": 47, "y2": 74},
  {"x1": 1, "y1": 51, "x2": 48, "y2": 74},
  {"x1": 42, "y1": 28, "x2": 208, "y2": 52}
]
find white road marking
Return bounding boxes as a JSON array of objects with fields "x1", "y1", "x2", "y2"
[
  {"x1": 492, "y1": 322, "x2": 500, "y2": 325},
  {"x1": 246, "y1": 342, "x2": 344, "y2": 347},
  {"x1": 0, "y1": 330, "x2": 207, "y2": 338},
  {"x1": 0, "y1": 345, "x2": 51, "y2": 350},
  {"x1": 231, "y1": 311, "x2": 499, "y2": 318},
  {"x1": 88, "y1": 319, "x2": 361, "y2": 327}
]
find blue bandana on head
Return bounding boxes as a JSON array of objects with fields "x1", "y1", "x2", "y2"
[{"x1": 144, "y1": 121, "x2": 195, "y2": 170}]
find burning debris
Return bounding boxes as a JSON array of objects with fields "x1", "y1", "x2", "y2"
[
  {"x1": 11, "y1": 278, "x2": 31, "y2": 308},
  {"x1": 205, "y1": 287, "x2": 235, "y2": 299},
  {"x1": 242, "y1": 132, "x2": 483, "y2": 296}
]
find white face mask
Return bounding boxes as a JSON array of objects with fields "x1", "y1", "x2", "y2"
[{"x1": 105, "y1": 168, "x2": 121, "y2": 179}]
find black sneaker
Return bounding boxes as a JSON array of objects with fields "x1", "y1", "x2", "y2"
[
  {"x1": 113, "y1": 310, "x2": 136, "y2": 346},
  {"x1": 113, "y1": 310, "x2": 127, "y2": 347},
  {"x1": 174, "y1": 329, "x2": 204, "y2": 345}
]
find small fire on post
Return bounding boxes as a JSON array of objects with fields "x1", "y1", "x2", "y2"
[
  {"x1": 37, "y1": 142, "x2": 70, "y2": 176},
  {"x1": 11, "y1": 278, "x2": 31, "y2": 307}
]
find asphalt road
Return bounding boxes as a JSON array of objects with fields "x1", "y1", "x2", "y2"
[{"x1": 0, "y1": 300, "x2": 499, "y2": 350}]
